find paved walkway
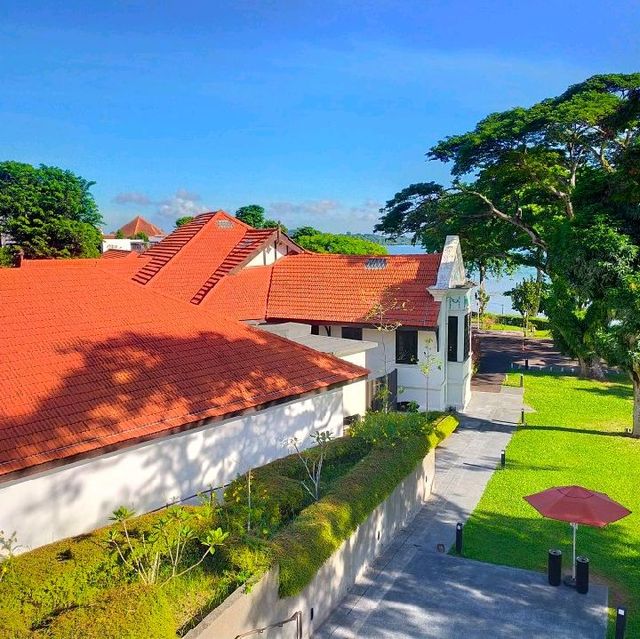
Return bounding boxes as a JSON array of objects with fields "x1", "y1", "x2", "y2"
[
  {"x1": 472, "y1": 331, "x2": 582, "y2": 390},
  {"x1": 316, "y1": 388, "x2": 608, "y2": 639}
]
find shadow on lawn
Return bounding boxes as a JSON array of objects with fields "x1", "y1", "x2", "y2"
[
  {"x1": 518, "y1": 424, "x2": 629, "y2": 438},
  {"x1": 575, "y1": 383, "x2": 633, "y2": 401}
]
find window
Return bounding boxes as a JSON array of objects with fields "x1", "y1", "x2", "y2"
[
  {"x1": 447, "y1": 316, "x2": 459, "y2": 362},
  {"x1": 364, "y1": 258, "x2": 387, "y2": 270},
  {"x1": 396, "y1": 330, "x2": 418, "y2": 364},
  {"x1": 463, "y1": 313, "x2": 471, "y2": 360},
  {"x1": 341, "y1": 327, "x2": 362, "y2": 340},
  {"x1": 310, "y1": 325, "x2": 320, "y2": 335}
]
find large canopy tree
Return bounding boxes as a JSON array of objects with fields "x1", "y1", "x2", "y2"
[
  {"x1": 377, "y1": 73, "x2": 640, "y2": 431},
  {"x1": 0, "y1": 161, "x2": 103, "y2": 259}
]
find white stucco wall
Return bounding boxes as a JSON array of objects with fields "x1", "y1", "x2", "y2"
[
  {"x1": 0, "y1": 389, "x2": 345, "y2": 552},
  {"x1": 245, "y1": 239, "x2": 290, "y2": 267},
  {"x1": 340, "y1": 351, "x2": 368, "y2": 418},
  {"x1": 323, "y1": 326, "x2": 446, "y2": 411}
]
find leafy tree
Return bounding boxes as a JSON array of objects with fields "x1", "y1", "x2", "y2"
[
  {"x1": 291, "y1": 225, "x2": 320, "y2": 240},
  {"x1": 175, "y1": 216, "x2": 194, "y2": 228},
  {"x1": 114, "y1": 229, "x2": 125, "y2": 239},
  {"x1": 0, "y1": 161, "x2": 102, "y2": 259},
  {"x1": 507, "y1": 278, "x2": 542, "y2": 336},
  {"x1": 132, "y1": 231, "x2": 149, "y2": 242},
  {"x1": 295, "y1": 232, "x2": 387, "y2": 255},
  {"x1": 263, "y1": 218, "x2": 288, "y2": 233},
  {"x1": 379, "y1": 73, "x2": 640, "y2": 378},
  {"x1": 595, "y1": 274, "x2": 640, "y2": 436},
  {"x1": 235, "y1": 204, "x2": 266, "y2": 228}
]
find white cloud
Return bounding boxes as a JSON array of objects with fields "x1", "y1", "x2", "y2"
[
  {"x1": 267, "y1": 198, "x2": 382, "y2": 233},
  {"x1": 112, "y1": 191, "x2": 153, "y2": 206},
  {"x1": 155, "y1": 190, "x2": 209, "y2": 220}
]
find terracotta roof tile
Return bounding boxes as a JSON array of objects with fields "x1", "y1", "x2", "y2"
[
  {"x1": 267, "y1": 253, "x2": 442, "y2": 327},
  {"x1": 117, "y1": 215, "x2": 165, "y2": 237},
  {"x1": 0, "y1": 260, "x2": 366, "y2": 479}
]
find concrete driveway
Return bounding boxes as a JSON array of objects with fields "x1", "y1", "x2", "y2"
[
  {"x1": 316, "y1": 388, "x2": 608, "y2": 639},
  {"x1": 337, "y1": 552, "x2": 607, "y2": 639}
]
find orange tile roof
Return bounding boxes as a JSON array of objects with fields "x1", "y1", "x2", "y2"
[
  {"x1": 267, "y1": 253, "x2": 442, "y2": 327},
  {"x1": 0, "y1": 260, "x2": 366, "y2": 479},
  {"x1": 203, "y1": 265, "x2": 274, "y2": 320},
  {"x1": 117, "y1": 215, "x2": 165, "y2": 237}
]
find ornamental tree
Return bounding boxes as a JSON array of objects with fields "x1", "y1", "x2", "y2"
[{"x1": 0, "y1": 161, "x2": 102, "y2": 259}]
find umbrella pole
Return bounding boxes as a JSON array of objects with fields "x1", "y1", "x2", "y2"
[{"x1": 572, "y1": 522, "x2": 577, "y2": 581}]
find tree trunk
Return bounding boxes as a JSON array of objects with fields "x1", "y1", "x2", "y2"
[
  {"x1": 587, "y1": 356, "x2": 606, "y2": 381},
  {"x1": 633, "y1": 371, "x2": 640, "y2": 438},
  {"x1": 577, "y1": 355, "x2": 605, "y2": 380}
]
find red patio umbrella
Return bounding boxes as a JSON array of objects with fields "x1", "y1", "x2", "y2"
[{"x1": 524, "y1": 485, "x2": 631, "y2": 582}]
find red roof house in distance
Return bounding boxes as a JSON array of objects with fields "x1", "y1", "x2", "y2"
[{"x1": 117, "y1": 215, "x2": 166, "y2": 238}]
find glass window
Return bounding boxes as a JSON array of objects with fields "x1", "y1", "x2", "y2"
[
  {"x1": 448, "y1": 316, "x2": 459, "y2": 362},
  {"x1": 463, "y1": 313, "x2": 471, "y2": 360},
  {"x1": 310, "y1": 325, "x2": 320, "y2": 335},
  {"x1": 341, "y1": 326, "x2": 363, "y2": 340},
  {"x1": 396, "y1": 330, "x2": 418, "y2": 364}
]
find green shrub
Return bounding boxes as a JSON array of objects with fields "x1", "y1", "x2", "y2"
[
  {"x1": 349, "y1": 410, "x2": 439, "y2": 446},
  {"x1": 40, "y1": 584, "x2": 174, "y2": 639},
  {"x1": 273, "y1": 413, "x2": 458, "y2": 596}
]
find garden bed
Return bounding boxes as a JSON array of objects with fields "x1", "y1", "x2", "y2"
[{"x1": 0, "y1": 412, "x2": 458, "y2": 638}]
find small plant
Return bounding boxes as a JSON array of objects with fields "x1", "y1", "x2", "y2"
[
  {"x1": 365, "y1": 299, "x2": 410, "y2": 413},
  {"x1": 106, "y1": 505, "x2": 228, "y2": 586},
  {"x1": 418, "y1": 341, "x2": 443, "y2": 413},
  {"x1": 350, "y1": 411, "x2": 433, "y2": 446},
  {"x1": 286, "y1": 430, "x2": 333, "y2": 501},
  {"x1": 0, "y1": 530, "x2": 22, "y2": 582}
]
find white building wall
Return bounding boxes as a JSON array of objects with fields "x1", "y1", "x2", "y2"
[
  {"x1": 246, "y1": 239, "x2": 291, "y2": 267},
  {"x1": 323, "y1": 325, "x2": 446, "y2": 411},
  {"x1": 340, "y1": 352, "x2": 367, "y2": 418},
  {"x1": 0, "y1": 389, "x2": 345, "y2": 552}
]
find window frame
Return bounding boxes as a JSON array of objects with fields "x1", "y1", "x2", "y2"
[
  {"x1": 447, "y1": 315, "x2": 459, "y2": 362},
  {"x1": 341, "y1": 326, "x2": 363, "y2": 341},
  {"x1": 395, "y1": 329, "x2": 418, "y2": 364}
]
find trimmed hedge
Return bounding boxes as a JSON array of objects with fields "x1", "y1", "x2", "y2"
[
  {"x1": 38, "y1": 584, "x2": 174, "y2": 639},
  {"x1": 272, "y1": 414, "x2": 458, "y2": 596},
  {"x1": 0, "y1": 414, "x2": 457, "y2": 636}
]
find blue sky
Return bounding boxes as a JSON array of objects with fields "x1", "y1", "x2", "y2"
[{"x1": 1, "y1": 1, "x2": 638, "y2": 233}]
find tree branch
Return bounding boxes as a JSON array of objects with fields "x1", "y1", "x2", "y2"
[{"x1": 454, "y1": 187, "x2": 548, "y2": 250}]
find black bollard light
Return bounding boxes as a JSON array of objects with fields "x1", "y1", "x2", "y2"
[
  {"x1": 455, "y1": 522, "x2": 463, "y2": 554},
  {"x1": 500, "y1": 449, "x2": 506, "y2": 468},
  {"x1": 576, "y1": 556, "x2": 589, "y2": 594},
  {"x1": 525, "y1": 358, "x2": 530, "y2": 370},
  {"x1": 520, "y1": 373, "x2": 524, "y2": 388},
  {"x1": 521, "y1": 408, "x2": 526, "y2": 425},
  {"x1": 548, "y1": 549, "x2": 562, "y2": 586},
  {"x1": 615, "y1": 607, "x2": 627, "y2": 639}
]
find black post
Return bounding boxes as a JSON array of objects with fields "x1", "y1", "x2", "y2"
[
  {"x1": 525, "y1": 358, "x2": 529, "y2": 370},
  {"x1": 576, "y1": 556, "x2": 589, "y2": 594},
  {"x1": 521, "y1": 408, "x2": 525, "y2": 425},
  {"x1": 548, "y1": 549, "x2": 562, "y2": 586},
  {"x1": 455, "y1": 522, "x2": 463, "y2": 554},
  {"x1": 520, "y1": 373, "x2": 524, "y2": 387},
  {"x1": 500, "y1": 449, "x2": 506, "y2": 468},
  {"x1": 615, "y1": 607, "x2": 627, "y2": 639}
]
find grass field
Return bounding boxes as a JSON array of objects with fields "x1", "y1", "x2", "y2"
[
  {"x1": 484, "y1": 322, "x2": 552, "y2": 339},
  {"x1": 464, "y1": 372, "x2": 638, "y2": 637}
]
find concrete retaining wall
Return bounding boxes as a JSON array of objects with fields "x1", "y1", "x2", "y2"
[{"x1": 186, "y1": 448, "x2": 436, "y2": 639}]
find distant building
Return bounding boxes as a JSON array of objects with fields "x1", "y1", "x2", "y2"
[{"x1": 102, "y1": 215, "x2": 167, "y2": 252}]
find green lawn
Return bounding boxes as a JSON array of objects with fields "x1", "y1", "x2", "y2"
[
  {"x1": 465, "y1": 372, "x2": 638, "y2": 637},
  {"x1": 484, "y1": 323, "x2": 552, "y2": 339}
]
